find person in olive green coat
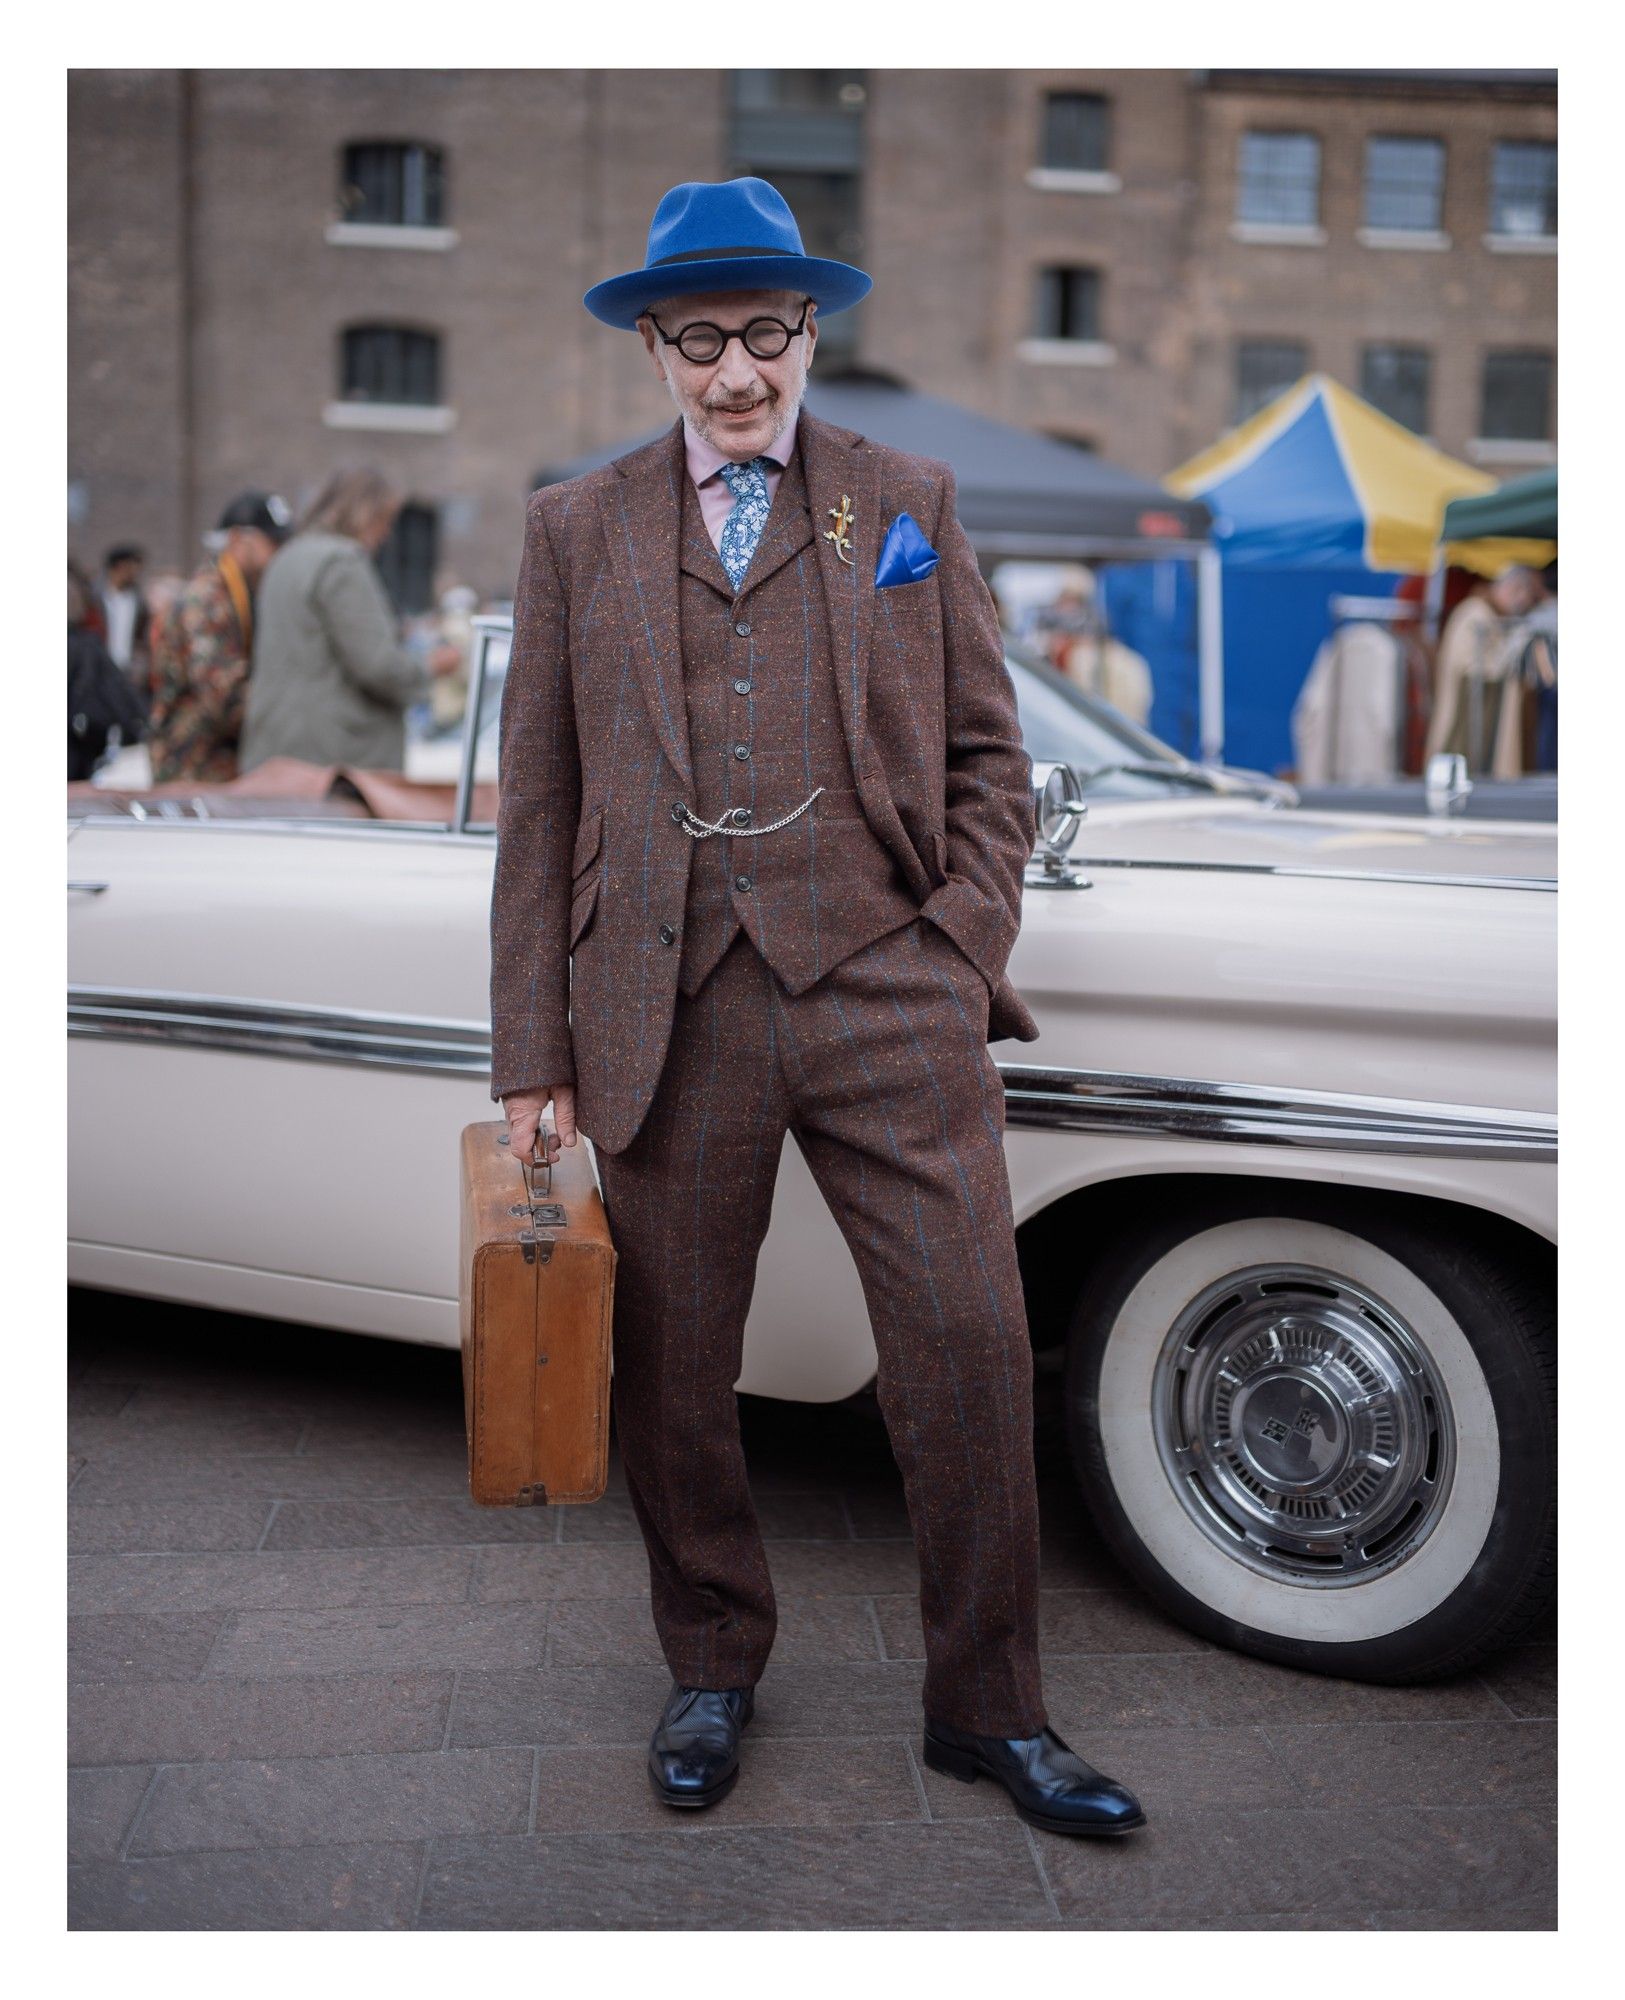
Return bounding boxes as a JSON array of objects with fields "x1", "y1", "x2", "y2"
[{"x1": 240, "y1": 468, "x2": 458, "y2": 773}]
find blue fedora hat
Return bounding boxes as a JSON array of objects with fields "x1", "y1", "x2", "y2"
[{"x1": 583, "y1": 176, "x2": 872, "y2": 330}]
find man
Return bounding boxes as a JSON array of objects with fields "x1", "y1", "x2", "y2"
[
  {"x1": 490, "y1": 177, "x2": 1144, "y2": 1839},
  {"x1": 98, "y1": 543, "x2": 150, "y2": 691},
  {"x1": 147, "y1": 491, "x2": 292, "y2": 783}
]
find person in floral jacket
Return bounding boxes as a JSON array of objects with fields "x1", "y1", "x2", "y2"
[{"x1": 147, "y1": 491, "x2": 291, "y2": 782}]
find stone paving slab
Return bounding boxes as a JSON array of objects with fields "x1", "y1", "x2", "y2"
[
  {"x1": 417, "y1": 1821, "x2": 1058, "y2": 1929},
  {"x1": 69, "y1": 1843, "x2": 425, "y2": 1929},
  {"x1": 130, "y1": 1747, "x2": 535, "y2": 1856},
  {"x1": 66, "y1": 1292, "x2": 1557, "y2": 1931},
  {"x1": 69, "y1": 1671, "x2": 454, "y2": 1768}
]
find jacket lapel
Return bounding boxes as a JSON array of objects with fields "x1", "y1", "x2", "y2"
[
  {"x1": 596, "y1": 420, "x2": 694, "y2": 791},
  {"x1": 800, "y1": 409, "x2": 879, "y2": 778}
]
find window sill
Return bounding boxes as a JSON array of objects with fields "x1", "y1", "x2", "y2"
[
  {"x1": 1483, "y1": 232, "x2": 1557, "y2": 255},
  {"x1": 1468, "y1": 437, "x2": 1556, "y2": 465},
  {"x1": 1230, "y1": 221, "x2": 1327, "y2": 247},
  {"x1": 1357, "y1": 226, "x2": 1451, "y2": 252},
  {"x1": 325, "y1": 222, "x2": 460, "y2": 252},
  {"x1": 323, "y1": 402, "x2": 458, "y2": 435},
  {"x1": 1025, "y1": 168, "x2": 1121, "y2": 195},
  {"x1": 1017, "y1": 339, "x2": 1117, "y2": 367}
]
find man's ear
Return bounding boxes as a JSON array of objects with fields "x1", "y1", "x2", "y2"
[{"x1": 635, "y1": 315, "x2": 665, "y2": 378}]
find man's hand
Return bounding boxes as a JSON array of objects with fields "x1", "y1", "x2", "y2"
[
  {"x1": 503, "y1": 1085, "x2": 578, "y2": 1163},
  {"x1": 429, "y1": 641, "x2": 463, "y2": 678}
]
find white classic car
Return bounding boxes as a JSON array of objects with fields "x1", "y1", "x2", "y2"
[{"x1": 68, "y1": 620, "x2": 1556, "y2": 1686}]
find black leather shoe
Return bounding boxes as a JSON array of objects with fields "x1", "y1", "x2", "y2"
[
  {"x1": 647, "y1": 1681, "x2": 755, "y2": 1809},
  {"x1": 922, "y1": 1716, "x2": 1146, "y2": 1836}
]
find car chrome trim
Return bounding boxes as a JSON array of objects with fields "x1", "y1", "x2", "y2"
[
  {"x1": 998, "y1": 1064, "x2": 1556, "y2": 1159},
  {"x1": 68, "y1": 987, "x2": 491, "y2": 1076},
  {"x1": 68, "y1": 987, "x2": 1556, "y2": 1158},
  {"x1": 1056, "y1": 855, "x2": 1556, "y2": 893}
]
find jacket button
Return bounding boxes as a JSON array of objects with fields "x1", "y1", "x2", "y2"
[
  {"x1": 734, "y1": 620, "x2": 752, "y2": 637},
  {"x1": 734, "y1": 875, "x2": 752, "y2": 893},
  {"x1": 733, "y1": 743, "x2": 750, "y2": 761},
  {"x1": 670, "y1": 799, "x2": 687, "y2": 823},
  {"x1": 658, "y1": 923, "x2": 676, "y2": 945}
]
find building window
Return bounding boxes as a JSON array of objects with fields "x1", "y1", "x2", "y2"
[
  {"x1": 1237, "y1": 132, "x2": 1321, "y2": 228},
  {"x1": 729, "y1": 73, "x2": 865, "y2": 361},
  {"x1": 1234, "y1": 340, "x2": 1307, "y2": 423},
  {"x1": 1480, "y1": 350, "x2": 1553, "y2": 440},
  {"x1": 1490, "y1": 140, "x2": 1557, "y2": 238},
  {"x1": 1041, "y1": 92, "x2": 1109, "y2": 173},
  {"x1": 375, "y1": 502, "x2": 439, "y2": 618},
  {"x1": 1364, "y1": 137, "x2": 1445, "y2": 233},
  {"x1": 341, "y1": 325, "x2": 442, "y2": 407},
  {"x1": 1034, "y1": 267, "x2": 1101, "y2": 342},
  {"x1": 340, "y1": 143, "x2": 446, "y2": 229},
  {"x1": 1361, "y1": 345, "x2": 1431, "y2": 434}
]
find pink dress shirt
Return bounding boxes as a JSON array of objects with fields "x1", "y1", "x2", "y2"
[{"x1": 683, "y1": 409, "x2": 800, "y2": 555}]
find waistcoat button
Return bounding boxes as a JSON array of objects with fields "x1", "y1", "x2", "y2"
[
  {"x1": 732, "y1": 805, "x2": 752, "y2": 825},
  {"x1": 733, "y1": 743, "x2": 750, "y2": 761},
  {"x1": 670, "y1": 799, "x2": 686, "y2": 823},
  {"x1": 658, "y1": 923, "x2": 676, "y2": 945},
  {"x1": 733, "y1": 678, "x2": 751, "y2": 695},
  {"x1": 734, "y1": 620, "x2": 752, "y2": 637},
  {"x1": 734, "y1": 875, "x2": 752, "y2": 893}
]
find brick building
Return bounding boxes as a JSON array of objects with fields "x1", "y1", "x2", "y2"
[{"x1": 68, "y1": 67, "x2": 1556, "y2": 606}]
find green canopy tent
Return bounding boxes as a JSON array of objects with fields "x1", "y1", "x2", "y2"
[{"x1": 1440, "y1": 466, "x2": 1557, "y2": 546}]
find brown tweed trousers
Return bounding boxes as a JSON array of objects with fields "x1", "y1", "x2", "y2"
[{"x1": 489, "y1": 408, "x2": 1047, "y2": 1734}]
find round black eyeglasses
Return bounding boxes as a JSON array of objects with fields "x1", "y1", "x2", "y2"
[{"x1": 647, "y1": 300, "x2": 811, "y2": 365}]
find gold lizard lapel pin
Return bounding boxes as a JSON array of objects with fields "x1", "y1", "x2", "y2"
[{"x1": 824, "y1": 493, "x2": 856, "y2": 566}]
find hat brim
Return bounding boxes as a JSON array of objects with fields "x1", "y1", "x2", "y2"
[{"x1": 583, "y1": 253, "x2": 872, "y2": 330}]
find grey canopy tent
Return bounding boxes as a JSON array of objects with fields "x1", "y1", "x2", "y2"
[
  {"x1": 536, "y1": 370, "x2": 1210, "y2": 550},
  {"x1": 534, "y1": 370, "x2": 1225, "y2": 753}
]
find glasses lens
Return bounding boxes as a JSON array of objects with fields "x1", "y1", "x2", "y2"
[
  {"x1": 743, "y1": 319, "x2": 792, "y2": 359},
  {"x1": 677, "y1": 324, "x2": 725, "y2": 363}
]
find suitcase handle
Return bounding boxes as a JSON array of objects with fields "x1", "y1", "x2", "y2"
[{"x1": 518, "y1": 1124, "x2": 555, "y2": 1214}]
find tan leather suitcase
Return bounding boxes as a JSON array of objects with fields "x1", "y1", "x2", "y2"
[{"x1": 458, "y1": 1120, "x2": 614, "y2": 1506}]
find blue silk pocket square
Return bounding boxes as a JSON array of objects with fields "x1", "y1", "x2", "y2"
[{"x1": 874, "y1": 511, "x2": 940, "y2": 589}]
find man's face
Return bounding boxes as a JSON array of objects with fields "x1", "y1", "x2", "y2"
[
  {"x1": 637, "y1": 288, "x2": 817, "y2": 461},
  {"x1": 227, "y1": 526, "x2": 279, "y2": 583},
  {"x1": 108, "y1": 557, "x2": 142, "y2": 591}
]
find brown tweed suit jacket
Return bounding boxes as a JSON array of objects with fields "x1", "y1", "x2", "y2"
[{"x1": 489, "y1": 406, "x2": 1041, "y2": 1155}]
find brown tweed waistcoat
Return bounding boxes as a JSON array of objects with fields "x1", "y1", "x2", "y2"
[
  {"x1": 489, "y1": 407, "x2": 1040, "y2": 1157},
  {"x1": 674, "y1": 435, "x2": 921, "y2": 1000}
]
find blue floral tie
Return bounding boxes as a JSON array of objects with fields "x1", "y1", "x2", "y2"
[{"x1": 717, "y1": 457, "x2": 773, "y2": 591}]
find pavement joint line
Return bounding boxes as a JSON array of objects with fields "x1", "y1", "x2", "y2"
[
  {"x1": 1019, "y1": 1820, "x2": 1064, "y2": 1923},
  {"x1": 901, "y1": 1736, "x2": 933, "y2": 1823},
  {"x1": 117, "y1": 1765, "x2": 165, "y2": 1863},
  {"x1": 192, "y1": 1611, "x2": 237, "y2": 1681},
  {"x1": 837, "y1": 1492, "x2": 859, "y2": 1541},
  {"x1": 409, "y1": 1838, "x2": 434, "y2": 1930},
  {"x1": 864, "y1": 1598, "x2": 888, "y2": 1662},
  {"x1": 291, "y1": 1420, "x2": 314, "y2": 1457},
  {"x1": 553, "y1": 1507, "x2": 565, "y2": 1545},
  {"x1": 441, "y1": 1671, "x2": 461, "y2": 1753},
  {"x1": 1472, "y1": 1671, "x2": 1534, "y2": 1723},
  {"x1": 254, "y1": 1502, "x2": 282, "y2": 1553},
  {"x1": 526, "y1": 1747, "x2": 541, "y2": 1838}
]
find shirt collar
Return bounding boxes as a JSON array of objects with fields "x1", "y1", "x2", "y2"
[{"x1": 683, "y1": 406, "x2": 799, "y2": 488}]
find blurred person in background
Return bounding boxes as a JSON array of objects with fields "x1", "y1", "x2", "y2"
[
  {"x1": 98, "y1": 543, "x2": 150, "y2": 690},
  {"x1": 147, "y1": 490, "x2": 292, "y2": 783},
  {"x1": 69, "y1": 562, "x2": 146, "y2": 780},
  {"x1": 240, "y1": 468, "x2": 459, "y2": 774},
  {"x1": 1424, "y1": 566, "x2": 1535, "y2": 774}
]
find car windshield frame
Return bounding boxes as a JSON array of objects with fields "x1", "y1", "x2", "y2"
[{"x1": 454, "y1": 616, "x2": 1224, "y2": 837}]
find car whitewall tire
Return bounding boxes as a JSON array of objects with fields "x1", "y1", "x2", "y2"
[{"x1": 1064, "y1": 1187, "x2": 1555, "y2": 1681}]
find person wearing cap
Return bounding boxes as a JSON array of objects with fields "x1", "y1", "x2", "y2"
[
  {"x1": 146, "y1": 491, "x2": 292, "y2": 783},
  {"x1": 490, "y1": 177, "x2": 1146, "y2": 1839}
]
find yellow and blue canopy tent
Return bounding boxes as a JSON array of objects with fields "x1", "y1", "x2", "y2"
[
  {"x1": 1166, "y1": 372, "x2": 1553, "y2": 578},
  {"x1": 1138, "y1": 375, "x2": 1555, "y2": 771}
]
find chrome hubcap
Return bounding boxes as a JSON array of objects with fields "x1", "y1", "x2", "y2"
[{"x1": 1151, "y1": 1262, "x2": 1456, "y2": 1587}]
